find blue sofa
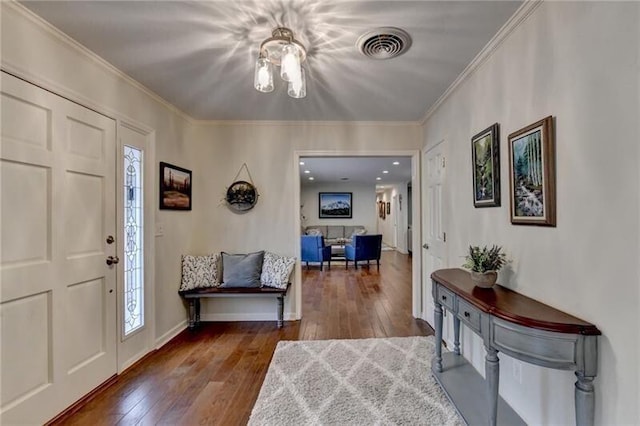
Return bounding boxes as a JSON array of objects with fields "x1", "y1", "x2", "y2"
[
  {"x1": 300, "y1": 235, "x2": 332, "y2": 271},
  {"x1": 345, "y1": 234, "x2": 382, "y2": 270}
]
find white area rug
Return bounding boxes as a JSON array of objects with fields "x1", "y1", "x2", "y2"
[{"x1": 248, "y1": 336, "x2": 463, "y2": 426}]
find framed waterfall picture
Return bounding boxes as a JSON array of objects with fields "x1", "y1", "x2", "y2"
[
  {"x1": 508, "y1": 116, "x2": 556, "y2": 226},
  {"x1": 472, "y1": 123, "x2": 500, "y2": 207},
  {"x1": 319, "y1": 192, "x2": 352, "y2": 218}
]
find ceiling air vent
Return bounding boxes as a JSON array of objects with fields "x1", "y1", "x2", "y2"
[{"x1": 357, "y1": 27, "x2": 412, "y2": 60}]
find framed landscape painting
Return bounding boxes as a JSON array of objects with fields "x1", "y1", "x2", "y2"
[
  {"x1": 319, "y1": 192, "x2": 352, "y2": 218},
  {"x1": 472, "y1": 123, "x2": 500, "y2": 207},
  {"x1": 159, "y1": 162, "x2": 192, "y2": 210},
  {"x1": 508, "y1": 116, "x2": 556, "y2": 226}
]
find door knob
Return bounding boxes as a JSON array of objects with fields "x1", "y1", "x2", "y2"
[
  {"x1": 106, "y1": 235, "x2": 115, "y2": 244},
  {"x1": 106, "y1": 256, "x2": 120, "y2": 266},
  {"x1": 423, "y1": 243, "x2": 429, "y2": 249}
]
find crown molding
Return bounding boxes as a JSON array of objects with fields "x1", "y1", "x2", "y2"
[
  {"x1": 191, "y1": 119, "x2": 422, "y2": 127},
  {"x1": 4, "y1": 1, "x2": 194, "y2": 125},
  {"x1": 420, "y1": 0, "x2": 543, "y2": 125}
]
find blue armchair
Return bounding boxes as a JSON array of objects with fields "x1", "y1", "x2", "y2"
[
  {"x1": 301, "y1": 235, "x2": 332, "y2": 271},
  {"x1": 345, "y1": 234, "x2": 382, "y2": 270}
]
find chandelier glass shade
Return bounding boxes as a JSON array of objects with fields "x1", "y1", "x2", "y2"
[{"x1": 254, "y1": 27, "x2": 307, "y2": 98}]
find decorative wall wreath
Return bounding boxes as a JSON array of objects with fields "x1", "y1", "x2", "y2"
[{"x1": 225, "y1": 164, "x2": 259, "y2": 212}]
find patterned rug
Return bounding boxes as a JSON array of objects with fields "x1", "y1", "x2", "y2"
[{"x1": 248, "y1": 336, "x2": 462, "y2": 426}]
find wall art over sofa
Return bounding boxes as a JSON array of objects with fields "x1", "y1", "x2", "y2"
[
  {"x1": 319, "y1": 192, "x2": 352, "y2": 218},
  {"x1": 159, "y1": 162, "x2": 192, "y2": 210},
  {"x1": 508, "y1": 116, "x2": 556, "y2": 226}
]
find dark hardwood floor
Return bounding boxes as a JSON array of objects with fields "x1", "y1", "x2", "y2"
[{"x1": 53, "y1": 250, "x2": 432, "y2": 426}]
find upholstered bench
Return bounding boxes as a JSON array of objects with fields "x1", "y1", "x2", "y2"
[
  {"x1": 179, "y1": 284, "x2": 291, "y2": 329},
  {"x1": 178, "y1": 251, "x2": 295, "y2": 329}
]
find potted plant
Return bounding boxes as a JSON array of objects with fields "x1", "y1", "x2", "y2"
[{"x1": 462, "y1": 245, "x2": 507, "y2": 288}]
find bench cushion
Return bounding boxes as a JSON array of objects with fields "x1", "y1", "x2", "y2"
[
  {"x1": 179, "y1": 254, "x2": 220, "y2": 291},
  {"x1": 220, "y1": 251, "x2": 264, "y2": 288},
  {"x1": 261, "y1": 252, "x2": 296, "y2": 289}
]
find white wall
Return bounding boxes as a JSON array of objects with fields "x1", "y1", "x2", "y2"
[
  {"x1": 1, "y1": 3, "x2": 193, "y2": 347},
  {"x1": 422, "y1": 2, "x2": 639, "y2": 424},
  {"x1": 301, "y1": 182, "x2": 377, "y2": 232},
  {"x1": 188, "y1": 123, "x2": 421, "y2": 320}
]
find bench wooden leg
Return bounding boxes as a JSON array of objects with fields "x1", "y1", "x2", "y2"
[
  {"x1": 277, "y1": 295, "x2": 284, "y2": 328},
  {"x1": 188, "y1": 299, "x2": 196, "y2": 329},
  {"x1": 195, "y1": 298, "x2": 201, "y2": 326}
]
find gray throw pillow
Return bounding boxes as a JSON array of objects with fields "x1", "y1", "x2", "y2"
[{"x1": 220, "y1": 251, "x2": 264, "y2": 288}]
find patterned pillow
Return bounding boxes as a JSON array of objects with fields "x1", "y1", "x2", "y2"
[
  {"x1": 306, "y1": 228, "x2": 322, "y2": 236},
  {"x1": 179, "y1": 253, "x2": 220, "y2": 291},
  {"x1": 261, "y1": 252, "x2": 296, "y2": 289}
]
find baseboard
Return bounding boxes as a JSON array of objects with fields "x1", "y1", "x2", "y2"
[
  {"x1": 119, "y1": 348, "x2": 155, "y2": 373},
  {"x1": 201, "y1": 312, "x2": 296, "y2": 322},
  {"x1": 45, "y1": 375, "x2": 118, "y2": 425},
  {"x1": 155, "y1": 320, "x2": 188, "y2": 349}
]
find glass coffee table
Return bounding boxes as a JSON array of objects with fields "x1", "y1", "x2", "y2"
[{"x1": 330, "y1": 238, "x2": 350, "y2": 259}]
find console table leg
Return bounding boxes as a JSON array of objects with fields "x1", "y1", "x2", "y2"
[
  {"x1": 195, "y1": 298, "x2": 201, "y2": 325},
  {"x1": 575, "y1": 372, "x2": 595, "y2": 426},
  {"x1": 485, "y1": 346, "x2": 500, "y2": 426},
  {"x1": 453, "y1": 316, "x2": 461, "y2": 355},
  {"x1": 277, "y1": 295, "x2": 284, "y2": 328},
  {"x1": 433, "y1": 302, "x2": 443, "y2": 373}
]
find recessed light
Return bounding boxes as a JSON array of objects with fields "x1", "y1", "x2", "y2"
[
  {"x1": 299, "y1": 161, "x2": 305, "y2": 165},
  {"x1": 304, "y1": 170, "x2": 310, "y2": 174},
  {"x1": 393, "y1": 161, "x2": 400, "y2": 165},
  {"x1": 308, "y1": 177, "x2": 314, "y2": 180},
  {"x1": 376, "y1": 177, "x2": 381, "y2": 181},
  {"x1": 383, "y1": 170, "x2": 389, "y2": 174}
]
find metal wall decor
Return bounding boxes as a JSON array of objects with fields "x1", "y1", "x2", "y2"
[{"x1": 225, "y1": 163, "x2": 259, "y2": 212}]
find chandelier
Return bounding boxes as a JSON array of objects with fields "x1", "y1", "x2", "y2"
[{"x1": 254, "y1": 27, "x2": 307, "y2": 99}]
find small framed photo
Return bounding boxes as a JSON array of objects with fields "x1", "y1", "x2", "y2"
[
  {"x1": 319, "y1": 192, "x2": 352, "y2": 218},
  {"x1": 386, "y1": 201, "x2": 391, "y2": 215},
  {"x1": 159, "y1": 162, "x2": 192, "y2": 210},
  {"x1": 472, "y1": 123, "x2": 500, "y2": 207},
  {"x1": 508, "y1": 116, "x2": 555, "y2": 226}
]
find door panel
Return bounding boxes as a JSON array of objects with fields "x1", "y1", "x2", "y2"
[
  {"x1": 0, "y1": 72, "x2": 116, "y2": 424},
  {"x1": 421, "y1": 141, "x2": 447, "y2": 328}
]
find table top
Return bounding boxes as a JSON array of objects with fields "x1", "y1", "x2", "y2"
[{"x1": 431, "y1": 268, "x2": 601, "y2": 336}]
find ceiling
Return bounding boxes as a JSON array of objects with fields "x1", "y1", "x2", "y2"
[
  {"x1": 300, "y1": 156, "x2": 411, "y2": 188},
  {"x1": 21, "y1": 0, "x2": 522, "y2": 122}
]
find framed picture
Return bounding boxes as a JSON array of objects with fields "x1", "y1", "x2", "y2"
[
  {"x1": 159, "y1": 162, "x2": 192, "y2": 210},
  {"x1": 378, "y1": 201, "x2": 385, "y2": 219},
  {"x1": 508, "y1": 116, "x2": 556, "y2": 226},
  {"x1": 472, "y1": 123, "x2": 500, "y2": 207},
  {"x1": 319, "y1": 192, "x2": 352, "y2": 218},
  {"x1": 386, "y1": 202, "x2": 391, "y2": 215}
]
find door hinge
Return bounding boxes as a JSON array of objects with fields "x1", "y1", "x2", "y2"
[
  {"x1": 441, "y1": 157, "x2": 446, "y2": 168},
  {"x1": 443, "y1": 232, "x2": 446, "y2": 242}
]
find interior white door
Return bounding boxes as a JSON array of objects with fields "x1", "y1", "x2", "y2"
[
  {"x1": 0, "y1": 72, "x2": 117, "y2": 424},
  {"x1": 421, "y1": 141, "x2": 447, "y2": 328}
]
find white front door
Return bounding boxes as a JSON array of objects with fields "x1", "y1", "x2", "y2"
[
  {"x1": 421, "y1": 141, "x2": 447, "y2": 328},
  {"x1": 1, "y1": 72, "x2": 117, "y2": 424}
]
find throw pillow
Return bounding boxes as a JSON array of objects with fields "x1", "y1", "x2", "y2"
[
  {"x1": 351, "y1": 228, "x2": 367, "y2": 237},
  {"x1": 261, "y1": 252, "x2": 296, "y2": 289},
  {"x1": 306, "y1": 228, "x2": 322, "y2": 236},
  {"x1": 220, "y1": 251, "x2": 264, "y2": 288},
  {"x1": 179, "y1": 254, "x2": 218, "y2": 291}
]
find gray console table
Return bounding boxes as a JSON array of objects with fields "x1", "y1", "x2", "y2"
[{"x1": 431, "y1": 268, "x2": 600, "y2": 426}]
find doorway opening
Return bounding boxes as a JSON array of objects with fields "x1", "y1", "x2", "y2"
[{"x1": 294, "y1": 152, "x2": 423, "y2": 330}]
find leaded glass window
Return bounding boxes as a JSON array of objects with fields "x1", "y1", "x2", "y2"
[{"x1": 124, "y1": 145, "x2": 144, "y2": 335}]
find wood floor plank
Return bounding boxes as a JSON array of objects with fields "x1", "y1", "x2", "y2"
[{"x1": 52, "y1": 251, "x2": 432, "y2": 425}]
